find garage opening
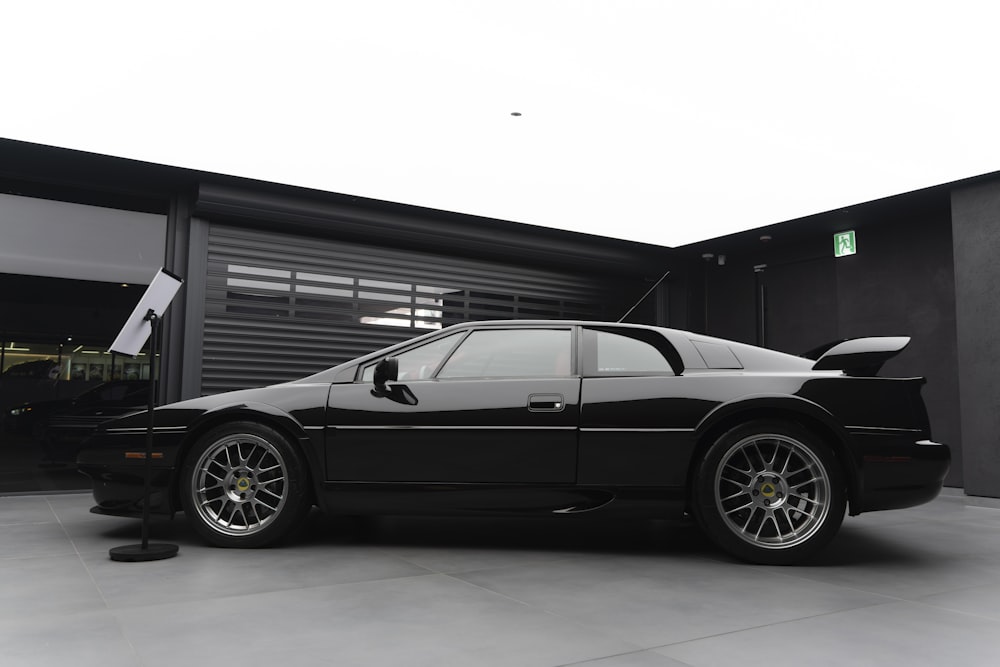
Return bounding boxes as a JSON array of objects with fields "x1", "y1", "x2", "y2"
[{"x1": 0, "y1": 274, "x2": 153, "y2": 494}]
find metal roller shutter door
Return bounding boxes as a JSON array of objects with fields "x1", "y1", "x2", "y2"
[{"x1": 202, "y1": 225, "x2": 622, "y2": 394}]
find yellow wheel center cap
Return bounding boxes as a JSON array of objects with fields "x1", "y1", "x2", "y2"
[
  {"x1": 236, "y1": 477, "x2": 251, "y2": 492},
  {"x1": 760, "y1": 483, "x2": 776, "y2": 498}
]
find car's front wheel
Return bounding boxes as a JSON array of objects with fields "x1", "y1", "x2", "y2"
[
  {"x1": 694, "y1": 420, "x2": 846, "y2": 565},
  {"x1": 180, "y1": 422, "x2": 311, "y2": 547}
]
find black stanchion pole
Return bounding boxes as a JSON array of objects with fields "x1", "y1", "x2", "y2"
[{"x1": 109, "y1": 310, "x2": 179, "y2": 562}]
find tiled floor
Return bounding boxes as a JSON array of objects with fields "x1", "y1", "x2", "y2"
[{"x1": 1, "y1": 488, "x2": 999, "y2": 667}]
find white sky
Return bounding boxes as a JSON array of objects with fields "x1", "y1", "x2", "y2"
[{"x1": 2, "y1": 1, "x2": 998, "y2": 248}]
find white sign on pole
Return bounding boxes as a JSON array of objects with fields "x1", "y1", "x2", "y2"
[{"x1": 109, "y1": 268, "x2": 183, "y2": 357}]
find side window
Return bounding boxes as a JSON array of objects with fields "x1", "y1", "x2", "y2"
[
  {"x1": 362, "y1": 331, "x2": 464, "y2": 382},
  {"x1": 586, "y1": 328, "x2": 675, "y2": 375},
  {"x1": 437, "y1": 329, "x2": 572, "y2": 379}
]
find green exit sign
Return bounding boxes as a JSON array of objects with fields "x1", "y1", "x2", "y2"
[{"x1": 834, "y1": 230, "x2": 857, "y2": 258}]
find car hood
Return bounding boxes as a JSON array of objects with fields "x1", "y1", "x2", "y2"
[{"x1": 93, "y1": 382, "x2": 331, "y2": 432}]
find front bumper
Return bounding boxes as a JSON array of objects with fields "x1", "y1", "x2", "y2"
[
  {"x1": 81, "y1": 464, "x2": 177, "y2": 517},
  {"x1": 77, "y1": 429, "x2": 185, "y2": 517}
]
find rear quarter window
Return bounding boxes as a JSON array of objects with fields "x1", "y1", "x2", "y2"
[{"x1": 584, "y1": 328, "x2": 677, "y2": 376}]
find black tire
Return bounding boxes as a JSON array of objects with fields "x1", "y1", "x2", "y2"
[
  {"x1": 179, "y1": 421, "x2": 311, "y2": 548},
  {"x1": 693, "y1": 420, "x2": 846, "y2": 565}
]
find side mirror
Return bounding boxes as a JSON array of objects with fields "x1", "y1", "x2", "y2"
[{"x1": 373, "y1": 357, "x2": 399, "y2": 386}]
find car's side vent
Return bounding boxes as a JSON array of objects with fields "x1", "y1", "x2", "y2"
[{"x1": 692, "y1": 341, "x2": 744, "y2": 369}]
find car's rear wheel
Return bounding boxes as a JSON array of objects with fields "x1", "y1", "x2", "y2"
[
  {"x1": 694, "y1": 420, "x2": 845, "y2": 565},
  {"x1": 180, "y1": 422, "x2": 310, "y2": 547}
]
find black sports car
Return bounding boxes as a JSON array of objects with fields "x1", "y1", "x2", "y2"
[
  {"x1": 4, "y1": 379, "x2": 147, "y2": 439},
  {"x1": 77, "y1": 320, "x2": 949, "y2": 564}
]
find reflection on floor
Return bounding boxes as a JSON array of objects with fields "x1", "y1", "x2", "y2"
[
  {"x1": 1, "y1": 489, "x2": 999, "y2": 666},
  {"x1": 0, "y1": 431, "x2": 90, "y2": 494}
]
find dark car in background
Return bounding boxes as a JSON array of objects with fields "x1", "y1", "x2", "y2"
[
  {"x1": 41, "y1": 382, "x2": 150, "y2": 463},
  {"x1": 4, "y1": 380, "x2": 145, "y2": 435},
  {"x1": 77, "y1": 321, "x2": 949, "y2": 564},
  {"x1": 5, "y1": 381, "x2": 149, "y2": 462}
]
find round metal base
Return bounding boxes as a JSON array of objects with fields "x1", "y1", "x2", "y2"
[{"x1": 109, "y1": 543, "x2": 179, "y2": 562}]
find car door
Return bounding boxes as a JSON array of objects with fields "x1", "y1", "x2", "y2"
[
  {"x1": 325, "y1": 326, "x2": 580, "y2": 484},
  {"x1": 578, "y1": 326, "x2": 699, "y2": 486}
]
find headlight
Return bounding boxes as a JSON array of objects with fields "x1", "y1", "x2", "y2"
[{"x1": 9, "y1": 407, "x2": 31, "y2": 416}]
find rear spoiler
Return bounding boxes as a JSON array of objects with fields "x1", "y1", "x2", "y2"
[{"x1": 810, "y1": 337, "x2": 910, "y2": 376}]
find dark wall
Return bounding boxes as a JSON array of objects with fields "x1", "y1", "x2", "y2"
[
  {"x1": 763, "y1": 256, "x2": 838, "y2": 354},
  {"x1": 706, "y1": 260, "x2": 757, "y2": 345},
  {"x1": 671, "y1": 235, "x2": 839, "y2": 354},
  {"x1": 674, "y1": 203, "x2": 963, "y2": 487},
  {"x1": 682, "y1": 234, "x2": 842, "y2": 353},
  {"x1": 951, "y1": 181, "x2": 1000, "y2": 497},
  {"x1": 834, "y1": 213, "x2": 962, "y2": 487},
  {"x1": 835, "y1": 216, "x2": 955, "y2": 347}
]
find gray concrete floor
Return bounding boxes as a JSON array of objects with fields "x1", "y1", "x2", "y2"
[{"x1": 1, "y1": 488, "x2": 999, "y2": 667}]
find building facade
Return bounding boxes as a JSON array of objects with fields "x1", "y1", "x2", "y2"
[
  {"x1": 2, "y1": 138, "x2": 998, "y2": 497},
  {"x1": 0, "y1": 140, "x2": 668, "y2": 492},
  {"x1": 668, "y1": 176, "x2": 1000, "y2": 495}
]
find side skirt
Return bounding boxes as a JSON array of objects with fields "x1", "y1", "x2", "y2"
[{"x1": 315, "y1": 482, "x2": 687, "y2": 518}]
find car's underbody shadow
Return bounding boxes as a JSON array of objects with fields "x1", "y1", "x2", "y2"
[{"x1": 296, "y1": 509, "x2": 727, "y2": 559}]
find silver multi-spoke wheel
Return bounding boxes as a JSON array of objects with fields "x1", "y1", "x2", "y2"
[
  {"x1": 181, "y1": 422, "x2": 310, "y2": 547},
  {"x1": 696, "y1": 420, "x2": 845, "y2": 564},
  {"x1": 191, "y1": 433, "x2": 288, "y2": 536},
  {"x1": 715, "y1": 433, "x2": 831, "y2": 550}
]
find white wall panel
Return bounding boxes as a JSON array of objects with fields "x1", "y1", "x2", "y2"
[{"x1": 0, "y1": 193, "x2": 166, "y2": 284}]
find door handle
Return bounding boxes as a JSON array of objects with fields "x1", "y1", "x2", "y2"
[{"x1": 528, "y1": 394, "x2": 565, "y2": 412}]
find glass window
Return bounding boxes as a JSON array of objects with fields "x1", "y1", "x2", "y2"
[
  {"x1": 362, "y1": 332, "x2": 465, "y2": 382},
  {"x1": 437, "y1": 329, "x2": 572, "y2": 379},
  {"x1": 221, "y1": 262, "x2": 601, "y2": 331},
  {"x1": 226, "y1": 265, "x2": 292, "y2": 291},
  {"x1": 591, "y1": 329, "x2": 674, "y2": 375}
]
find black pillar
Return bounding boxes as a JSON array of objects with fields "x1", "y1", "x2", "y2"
[{"x1": 951, "y1": 179, "x2": 1000, "y2": 498}]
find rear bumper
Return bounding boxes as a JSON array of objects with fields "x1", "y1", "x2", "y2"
[{"x1": 853, "y1": 436, "x2": 950, "y2": 513}]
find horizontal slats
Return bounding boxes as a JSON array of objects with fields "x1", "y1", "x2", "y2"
[{"x1": 201, "y1": 225, "x2": 626, "y2": 394}]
